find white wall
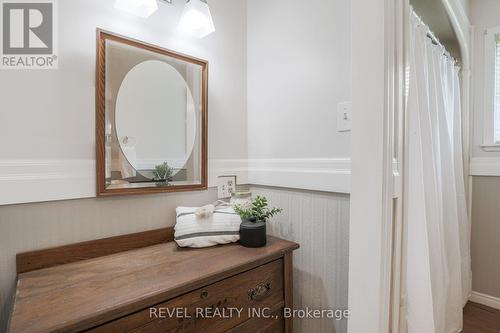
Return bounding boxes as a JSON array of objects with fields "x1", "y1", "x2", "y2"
[
  {"x1": 0, "y1": 2, "x2": 353, "y2": 332},
  {"x1": 0, "y1": 0, "x2": 247, "y2": 328},
  {"x1": 245, "y1": 3, "x2": 351, "y2": 333},
  {"x1": 245, "y1": 0, "x2": 351, "y2": 193},
  {"x1": 0, "y1": 0, "x2": 248, "y2": 204},
  {"x1": 0, "y1": 0, "x2": 354, "y2": 199},
  {"x1": 247, "y1": 0, "x2": 351, "y2": 159}
]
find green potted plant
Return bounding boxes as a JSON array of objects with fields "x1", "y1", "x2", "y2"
[
  {"x1": 152, "y1": 162, "x2": 174, "y2": 186},
  {"x1": 234, "y1": 196, "x2": 283, "y2": 247}
]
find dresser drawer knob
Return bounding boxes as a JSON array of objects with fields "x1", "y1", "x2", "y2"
[
  {"x1": 200, "y1": 290, "x2": 209, "y2": 299},
  {"x1": 248, "y1": 282, "x2": 271, "y2": 301}
]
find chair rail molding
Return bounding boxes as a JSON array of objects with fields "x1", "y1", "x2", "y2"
[
  {"x1": 208, "y1": 159, "x2": 248, "y2": 187},
  {"x1": 0, "y1": 159, "x2": 248, "y2": 205},
  {"x1": 470, "y1": 157, "x2": 500, "y2": 176},
  {"x1": 0, "y1": 158, "x2": 352, "y2": 205},
  {"x1": 247, "y1": 158, "x2": 351, "y2": 194},
  {"x1": 0, "y1": 160, "x2": 95, "y2": 205}
]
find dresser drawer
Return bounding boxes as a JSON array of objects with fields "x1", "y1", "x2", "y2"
[
  {"x1": 226, "y1": 308, "x2": 284, "y2": 333},
  {"x1": 88, "y1": 259, "x2": 284, "y2": 333}
]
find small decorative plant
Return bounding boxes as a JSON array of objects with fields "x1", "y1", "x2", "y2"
[
  {"x1": 152, "y1": 162, "x2": 174, "y2": 186},
  {"x1": 234, "y1": 195, "x2": 283, "y2": 222}
]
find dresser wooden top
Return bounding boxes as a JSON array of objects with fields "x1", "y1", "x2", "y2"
[{"x1": 8, "y1": 236, "x2": 298, "y2": 333}]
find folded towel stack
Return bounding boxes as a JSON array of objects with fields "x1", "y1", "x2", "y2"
[{"x1": 174, "y1": 206, "x2": 242, "y2": 248}]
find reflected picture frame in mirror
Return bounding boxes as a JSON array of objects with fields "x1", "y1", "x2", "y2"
[{"x1": 96, "y1": 29, "x2": 208, "y2": 196}]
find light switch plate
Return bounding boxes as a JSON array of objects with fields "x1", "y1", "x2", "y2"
[
  {"x1": 337, "y1": 102, "x2": 352, "y2": 132},
  {"x1": 217, "y1": 176, "x2": 237, "y2": 199}
]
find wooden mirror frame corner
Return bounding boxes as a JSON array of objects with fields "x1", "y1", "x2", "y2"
[{"x1": 95, "y1": 29, "x2": 208, "y2": 197}]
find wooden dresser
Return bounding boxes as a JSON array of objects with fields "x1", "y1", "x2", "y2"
[{"x1": 8, "y1": 228, "x2": 299, "y2": 333}]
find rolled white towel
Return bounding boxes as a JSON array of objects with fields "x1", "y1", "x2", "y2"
[{"x1": 174, "y1": 206, "x2": 242, "y2": 248}]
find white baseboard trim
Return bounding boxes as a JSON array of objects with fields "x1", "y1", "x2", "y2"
[
  {"x1": 470, "y1": 291, "x2": 500, "y2": 310},
  {"x1": 247, "y1": 158, "x2": 351, "y2": 194},
  {"x1": 0, "y1": 158, "x2": 352, "y2": 205},
  {"x1": 470, "y1": 157, "x2": 500, "y2": 176}
]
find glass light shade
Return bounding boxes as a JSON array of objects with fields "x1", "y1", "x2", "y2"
[
  {"x1": 114, "y1": 0, "x2": 158, "y2": 18},
  {"x1": 178, "y1": 0, "x2": 215, "y2": 38}
]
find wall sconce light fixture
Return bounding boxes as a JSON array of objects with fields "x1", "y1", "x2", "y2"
[
  {"x1": 178, "y1": 0, "x2": 215, "y2": 38},
  {"x1": 114, "y1": 0, "x2": 158, "y2": 18},
  {"x1": 114, "y1": 0, "x2": 215, "y2": 38}
]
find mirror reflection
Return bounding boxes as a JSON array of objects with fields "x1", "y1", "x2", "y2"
[
  {"x1": 101, "y1": 37, "x2": 205, "y2": 191},
  {"x1": 115, "y1": 60, "x2": 197, "y2": 181}
]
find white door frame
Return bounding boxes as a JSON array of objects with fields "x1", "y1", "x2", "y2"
[
  {"x1": 348, "y1": 0, "x2": 470, "y2": 331},
  {"x1": 348, "y1": 0, "x2": 404, "y2": 332},
  {"x1": 348, "y1": 1, "x2": 471, "y2": 333},
  {"x1": 348, "y1": 1, "x2": 471, "y2": 332}
]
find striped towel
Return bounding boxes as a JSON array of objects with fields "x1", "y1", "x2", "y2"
[{"x1": 174, "y1": 206, "x2": 242, "y2": 248}]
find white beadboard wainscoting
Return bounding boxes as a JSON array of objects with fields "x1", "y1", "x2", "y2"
[
  {"x1": 0, "y1": 185, "x2": 350, "y2": 333},
  {"x1": 251, "y1": 186, "x2": 350, "y2": 333}
]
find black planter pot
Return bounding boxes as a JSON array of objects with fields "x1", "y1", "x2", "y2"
[{"x1": 239, "y1": 217, "x2": 267, "y2": 248}]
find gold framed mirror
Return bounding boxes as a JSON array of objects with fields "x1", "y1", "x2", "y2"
[{"x1": 96, "y1": 30, "x2": 208, "y2": 196}]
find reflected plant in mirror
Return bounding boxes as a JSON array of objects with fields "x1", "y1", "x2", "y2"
[
  {"x1": 152, "y1": 162, "x2": 174, "y2": 186},
  {"x1": 96, "y1": 30, "x2": 208, "y2": 196}
]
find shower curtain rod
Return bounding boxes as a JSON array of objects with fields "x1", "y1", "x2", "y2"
[
  {"x1": 426, "y1": 32, "x2": 443, "y2": 49},
  {"x1": 411, "y1": 8, "x2": 457, "y2": 64}
]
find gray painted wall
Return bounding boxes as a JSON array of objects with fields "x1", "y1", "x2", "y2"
[
  {"x1": 469, "y1": 0, "x2": 500, "y2": 301},
  {"x1": 471, "y1": 177, "x2": 500, "y2": 298}
]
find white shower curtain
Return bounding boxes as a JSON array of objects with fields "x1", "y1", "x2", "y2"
[{"x1": 405, "y1": 10, "x2": 471, "y2": 333}]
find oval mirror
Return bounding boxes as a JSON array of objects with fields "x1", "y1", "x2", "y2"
[{"x1": 115, "y1": 60, "x2": 197, "y2": 178}]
